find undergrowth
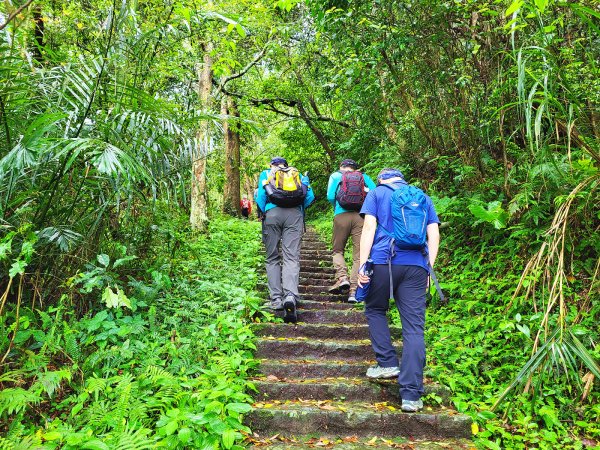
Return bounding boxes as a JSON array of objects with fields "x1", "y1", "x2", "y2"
[{"x1": 0, "y1": 212, "x2": 265, "y2": 449}]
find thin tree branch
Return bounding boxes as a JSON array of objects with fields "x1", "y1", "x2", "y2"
[
  {"x1": 0, "y1": 0, "x2": 35, "y2": 31},
  {"x1": 218, "y1": 44, "x2": 269, "y2": 91}
]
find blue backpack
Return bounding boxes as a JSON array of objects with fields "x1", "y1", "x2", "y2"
[
  {"x1": 381, "y1": 182, "x2": 428, "y2": 250},
  {"x1": 380, "y1": 182, "x2": 447, "y2": 304}
]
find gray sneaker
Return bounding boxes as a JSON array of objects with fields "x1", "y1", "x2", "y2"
[
  {"x1": 347, "y1": 295, "x2": 358, "y2": 303},
  {"x1": 269, "y1": 299, "x2": 283, "y2": 310},
  {"x1": 365, "y1": 365, "x2": 400, "y2": 379},
  {"x1": 401, "y1": 399, "x2": 423, "y2": 412}
]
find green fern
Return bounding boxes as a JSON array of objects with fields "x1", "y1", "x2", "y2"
[
  {"x1": 63, "y1": 320, "x2": 81, "y2": 361},
  {"x1": 0, "y1": 388, "x2": 41, "y2": 416},
  {"x1": 111, "y1": 424, "x2": 157, "y2": 450}
]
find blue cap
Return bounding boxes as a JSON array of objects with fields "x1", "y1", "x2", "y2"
[
  {"x1": 377, "y1": 168, "x2": 404, "y2": 182},
  {"x1": 270, "y1": 156, "x2": 288, "y2": 166}
]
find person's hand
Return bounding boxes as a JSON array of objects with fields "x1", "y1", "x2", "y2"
[{"x1": 357, "y1": 272, "x2": 370, "y2": 288}]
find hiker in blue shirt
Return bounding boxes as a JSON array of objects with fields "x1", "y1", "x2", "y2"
[
  {"x1": 357, "y1": 168, "x2": 440, "y2": 413},
  {"x1": 326, "y1": 159, "x2": 376, "y2": 302},
  {"x1": 256, "y1": 157, "x2": 315, "y2": 323}
]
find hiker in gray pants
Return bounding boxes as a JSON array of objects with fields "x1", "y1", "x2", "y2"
[
  {"x1": 263, "y1": 207, "x2": 304, "y2": 305},
  {"x1": 256, "y1": 157, "x2": 315, "y2": 322}
]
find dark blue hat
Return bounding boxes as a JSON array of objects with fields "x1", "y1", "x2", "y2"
[
  {"x1": 340, "y1": 159, "x2": 358, "y2": 169},
  {"x1": 270, "y1": 156, "x2": 288, "y2": 166},
  {"x1": 377, "y1": 168, "x2": 404, "y2": 182}
]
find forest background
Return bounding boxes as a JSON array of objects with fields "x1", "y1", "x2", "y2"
[{"x1": 0, "y1": 0, "x2": 598, "y2": 448}]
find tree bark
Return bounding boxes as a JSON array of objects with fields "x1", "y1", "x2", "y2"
[
  {"x1": 222, "y1": 96, "x2": 241, "y2": 216},
  {"x1": 190, "y1": 42, "x2": 213, "y2": 231}
]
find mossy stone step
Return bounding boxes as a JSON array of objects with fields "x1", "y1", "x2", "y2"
[
  {"x1": 296, "y1": 300, "x2": 357, "y2": 310},
  {"x1": 256, "y1": 337, "x2": 400, "y2": 360},
  {"x1": 300, "y1": 273, "x2": 336, "y2": 282},
  {"x1": 270, "y1": 308, "x2": 365, "y2": 324},
  {"x1": 300, "y1": 267, "x2": 336, "y2": 275},
  {"x1": 254, "y1": 322, "x2": 397, "y2": 340},
  {"x1": 248, "y1": 438, "x2": 475, "y2": 449},
  {"x1": 247, "y1": 401, "x2": 472, "y2": 440},
  {"x1": 258, "y1": 359, "x2": 373, "y2": 379},
  {"x1": 299, "y1": 293, "x2": 352, "y2": 302},
  {"x1": 252, "y1": 378, "x2": 451, "y2": 405},
  {"x1": 298, "y1": 280, "x2": 333, "y2": 294}
]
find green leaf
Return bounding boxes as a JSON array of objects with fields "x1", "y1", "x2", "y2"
[
  {"x1": 42, "y1": 432, "x2": 62, "y2": 441},
  {"x1": 235, "y1": 24, "x2": 246, "y2": 38},
  {"x1": 0, "y1": 240, "x2": 12, "y2": 260},
  {"x1": 221, "y1": 429, "x2": 236, "y2": 449},
  {"x1": 9, "y1": 259, "x2": 27, "y2": 278},
  {"x1": 102, "y1": 287, "x2": 131, "y2": 309},
  {"x1": 534, "y1": 0, "x2": 547, "y2": 13},
  {"x1": 226, "y1": 403, "x2": 252, "y2": 414},
  {"x1": 164, "y1": 420, "x2": 178, "y2": 436},
  {"x1": 97, "y1": 254, "x2": 110, "y2": 267},
  {"x1": 505, "y1": 0, "x2": 523, "y2": 17},
  {"x1": 81, "y1": 440, "x2": 110, "y2": 450},
  {"x1": 178, "y1": 427, "x2": 192, "y2": 444}
]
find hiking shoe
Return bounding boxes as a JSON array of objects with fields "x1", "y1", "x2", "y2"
[
  {"x1": 269, "y1": 299, "x2": 283, "y2": 311},
  {"x1": 401, "y1": 399, "x2": 423, "y2": 412},
  {"x1": 347, "y1": 295, "x2": 358, "y2": 304},
  {"x1": 328, "y1": 276, "x2": 350, "y2": 294},
  {"x1": 366, "y1": 365, "x2": 400, "y2": 379},
  {"x1": 283, "y1": 295, "x2": 297, "y2": 324}
]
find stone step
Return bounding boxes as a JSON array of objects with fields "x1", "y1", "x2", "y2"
[
  {"x1": 254, "y1": 322, "x2": 394, "y2": 340},
  {"x1": 300, "y1": 273, "x2": 336, "y2": 282},
  {"x1": 270, "y1": 304, "x2": 359, "y2": 321},
  {"x1": 293, "y1": 300, "x2": 357, "y2": 310},
  {"x1": 258, "y1": 359, "x2": 372, "y2": 379},
  {"x1": 300, "y1": 250, "x2": 329, "y2": 255},
  {"x1": 300, "y1": 293, "x2": 353, "y2": 302},
  {"x1": 296, "y1": 308, "x2": 365, "y2": 324},
  {"x1": 252, "y1": 378, "x2": 451, "y2": 405},
  {"x1": 247, "y1": 401, "x2": 472, "y2": 440},
  {"x1": 299, "y1": 285, "x2": 337, "y2": 294},
  {"x1": 300, "y1": 260, "x2": 334, "y2": 269},
  {"x1": 299, "y1": 279, "x2": 333, "y2": 287},
  {"x1": 248, "y1": 438, "x2": 475, "y2": 449},
  {"x1": 255, "y1": 337, "x2": 397, "y2": 360}
]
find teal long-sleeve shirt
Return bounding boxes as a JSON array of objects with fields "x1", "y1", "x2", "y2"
[
  {"x1": 256, "y1": 169, "x2": 315, "y2": 213},
  {"x1": 326, "y1": 171, "x2": 376, "y2": 216}
]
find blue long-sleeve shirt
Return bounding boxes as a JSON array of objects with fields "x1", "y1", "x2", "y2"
[
  {"x1": 327, "y1": 171, "x2": 376, "y2": 215},
  {"x1": 256, "y1": 169, "x2": 315, "y2": 213}
]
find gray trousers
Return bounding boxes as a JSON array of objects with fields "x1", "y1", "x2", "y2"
[{"x1": 262, "y1": 207, "x2": 304, "y2": 300}]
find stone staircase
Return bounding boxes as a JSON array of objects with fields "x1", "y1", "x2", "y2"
[{"x1": 247, "y1": 229, "x2": 473, "y2": 449}]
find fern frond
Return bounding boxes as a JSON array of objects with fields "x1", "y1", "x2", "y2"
[
  {"x1": 112, "y1": 424, "x2": 157, "y2": 450},
  {"x1": 0, "y1": 388, "x2": 41, "y2": 416}
]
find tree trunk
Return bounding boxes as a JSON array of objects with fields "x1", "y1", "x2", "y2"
[
  {"x1": 32, "y1": 5, "x2": 45, "y2": 62},
  {"x1": 222, "y1": 96, "x2": 241, "y2": 216},
  {"x1": 190, "y1": 43, "x2": 213, "y2": 231}
]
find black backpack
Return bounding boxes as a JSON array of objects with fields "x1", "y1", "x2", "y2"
[{"x1": 335, "y1": 171, "x2": 366, "y2": 211}]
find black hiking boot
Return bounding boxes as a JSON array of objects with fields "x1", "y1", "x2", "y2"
[{"x1": 283, "y1": 295, "x2": 297, "y2": 324}]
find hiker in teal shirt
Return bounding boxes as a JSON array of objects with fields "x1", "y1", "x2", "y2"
[
  {"x1": 256, "y1": 157, "x2": 315, "y2": 323},
  {"x1": 326, "y1": 159, "x2": 376, "y2": 302}
]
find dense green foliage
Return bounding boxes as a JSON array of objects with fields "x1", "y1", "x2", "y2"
[
  {"x1": 1, "y1": 0, "x2": 598, "y2": 448},
  {"x1": 1, "y1": 213, "x2": 264, "y2": 448}
]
